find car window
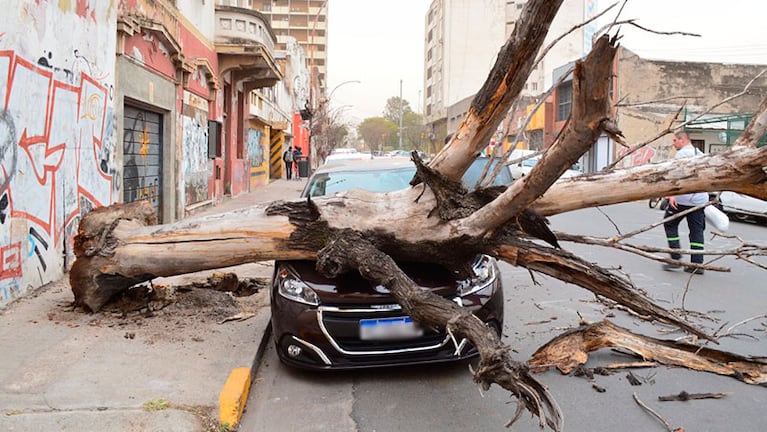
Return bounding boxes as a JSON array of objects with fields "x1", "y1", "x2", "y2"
[
  {"x1": 305, "y1": 159, "x2": 512, "y2": 198},
  {"x1": 522, "y1": 158, "x2": 539, "y2": 167},
  {"x1": 305, "y1": 168, "x2": 415, "y2": 197},
  {"x1": 463, "y1": 158, "x2": 513, "y2": 187}
]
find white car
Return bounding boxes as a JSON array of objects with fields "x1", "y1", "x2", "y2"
[
  {"x1": 324, "y1": 148, "x2": 371, "y2": 164},
  {"x1": 509, "y1": 157, "x2": 582, "y2": 181},
  {"x1": 718, "y1": 191, "x2": 767, "y2": 223}
]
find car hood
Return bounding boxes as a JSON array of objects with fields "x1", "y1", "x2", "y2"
[{"x1": 280, "y1": 260, "x2": 460, "y2": 305}]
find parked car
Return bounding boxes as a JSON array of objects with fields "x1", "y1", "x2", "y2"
[
  {"x1": 718, "y1": 191, "x2": 767, "y2": 223},
  {"x1": 270, "y1": 157, "x2": 509, "y2": 370},
  {"x1": 509, "y1": 156, "x2": 582, "y2": 181},
  {"x1": 324, "y1": 147, "x2": 371, "y2": 164}
]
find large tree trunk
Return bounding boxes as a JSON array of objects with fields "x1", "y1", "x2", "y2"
[{"x1": 68, "y1": 1, "x2": 767, "y2": 429}]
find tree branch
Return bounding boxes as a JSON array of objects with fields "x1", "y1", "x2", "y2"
[
  {"x1": 428, "y1": 0, "x2": 565, "y2": 181},
  {"x1": 528, "y1": 320, "x2": 767, "y2": 385},
  {"x1": 460, "y1": 35, "x2": 621, "y2": 236}
]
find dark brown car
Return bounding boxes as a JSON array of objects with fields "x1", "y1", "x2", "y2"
[{"x1": 270, "y1": 158, "x2": 509, "y2": 369}]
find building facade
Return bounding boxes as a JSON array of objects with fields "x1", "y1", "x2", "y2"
[
  {"x1": 0, "y1": 0, "x2": 308, "y2": 308},
  {"x1": 257, "y1": 0, "x2": 328, "y2": 97},
  {"x1": 423, "y1": 0, "x2": 593, "y2": 152},
  {"x1": 530, "y1": 47, "x2": 767, "y2": 172}
]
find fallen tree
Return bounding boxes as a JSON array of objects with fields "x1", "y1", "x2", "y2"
[{"x1": 69, "y1": 1, "x2": 767, "y2": 429}]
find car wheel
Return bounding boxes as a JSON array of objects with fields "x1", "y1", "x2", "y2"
[{"x1": 733, "y1": 213, "x2": 750, "y2": 221}]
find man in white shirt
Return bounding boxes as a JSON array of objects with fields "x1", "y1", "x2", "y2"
[{"x1": 662, "y1": 130, "x2": 707, "y2": 275}]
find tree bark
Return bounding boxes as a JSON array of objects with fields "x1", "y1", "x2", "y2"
[{"x1": 529, "y1": 320, "x2": 767, "y2": 385}]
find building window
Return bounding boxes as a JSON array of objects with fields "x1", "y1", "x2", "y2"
[
  {"x1": 531, "y1": 82, "x2": 538, "y2": 91},
  {"x1": 208, "y1": 121, "x2": 221, "y2": 158},
  {"x1": 557, "y1": 82, "x2": 572, "y2": 121}
]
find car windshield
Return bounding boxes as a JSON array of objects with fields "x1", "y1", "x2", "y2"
[
  {"x1": 522, "y1": 158, "x2": 539, "y2": 167},
  {"x1": 305, "y1": 158, "x2": 512, "y2": 197},
  {"x1": 521, "y1": 157, "x2": 580, "y2": 171},
  {"x1": 305, "y1": 168, "x2": 414, "y2": 197}
]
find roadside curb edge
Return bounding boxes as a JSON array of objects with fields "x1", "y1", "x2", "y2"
[{"x1": 217, "y1": 318, "x2": 272, "y2": 430}]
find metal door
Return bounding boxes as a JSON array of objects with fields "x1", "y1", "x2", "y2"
[{"x1": 123, "y1": 106, "x2": 163, "y2": 220}]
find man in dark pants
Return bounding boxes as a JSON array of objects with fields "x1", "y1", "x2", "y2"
[
  {"x1": 283, "y1": 146, "x2": 294, "y2": 180},
  {"x1": 662, "y1": 130, "x2": 707, "y2": 275}
]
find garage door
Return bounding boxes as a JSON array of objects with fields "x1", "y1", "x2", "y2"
[{"x1": 123, "y1": 105, "x2": 163, "y2": 220}]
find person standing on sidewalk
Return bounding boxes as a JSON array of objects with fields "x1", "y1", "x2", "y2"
[
  {"x1": 662, "y1": 130, "x2": 707, "y2": 275},
  {"x1": 292, "y1": 146, "x2": 303, "y2": 180},
  {"x1": 283, "y1": 146, "x2": 294, "y2": 180}
]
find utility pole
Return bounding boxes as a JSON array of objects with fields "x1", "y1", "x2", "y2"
[{"x1": 398, "y1": 79, "x2": 403, "y2": 149}]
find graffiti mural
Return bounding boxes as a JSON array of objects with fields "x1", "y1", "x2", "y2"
[
  {"x1": 182, "y1": 114, "x2": 209, "y2": 206},
  {"x1": 247, "y1": 128, "x2": 265, "y2": 167},
  {"x1": 617, "y1": 144, "x2": 657, "y2": 167},
  {"x1": 123, "y1": 106, "x2": 162, "y2": 218},
  {"x1": 0, "y1": 50, "x2": 113, "y2": 305}
]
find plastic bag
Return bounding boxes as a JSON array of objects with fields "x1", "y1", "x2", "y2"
[{"x1": 704, "y1": 205, "x2": 729, "y2": 231}]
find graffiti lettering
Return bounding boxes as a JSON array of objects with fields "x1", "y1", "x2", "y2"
[
  {"x1": 617, "y1": 145, "x2": 656, "y2": 167},
  {"x1": 0, "y1": 242, "x2": 22, "y2": 280},
  {"x1": 0, "y1": 50, "x2": 112, "y2": 299}
]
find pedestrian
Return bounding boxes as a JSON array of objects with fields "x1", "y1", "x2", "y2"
[
  {"x1": 292, "y1": 146, "x2": 303, "y2": 180},
  {"x1": 283, "y1": 146, "x2": 294, "y2": 180},
  {"x1": 662, "y1": 130, "x2": 707, "y2": 275}
]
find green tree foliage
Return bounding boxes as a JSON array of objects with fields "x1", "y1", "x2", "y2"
[
  {"x1": 382, "y1": 96, "x2": 413, "y2": 124},
  {"x1": 357, "y1": 117, "x2": 397, "y2": 153},
  {"x1": 401, "y1": 111, "x2": 427, "y2": 151}
]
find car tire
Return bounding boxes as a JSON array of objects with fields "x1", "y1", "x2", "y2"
[{"x1": 733, "y1": 213, "x2": 750, "y2": 221}]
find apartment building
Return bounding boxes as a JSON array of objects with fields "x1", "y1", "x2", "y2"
[
  {"x1": 256, "y1": 0, "x2": 328, "y2": 96},
  {"x1": 424, "y1": 0, "x2": 595, "y2": 149}
]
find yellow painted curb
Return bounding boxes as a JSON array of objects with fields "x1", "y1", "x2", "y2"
[{"x1": 218, "y1": 367, "x2": 252, "y2": 430}]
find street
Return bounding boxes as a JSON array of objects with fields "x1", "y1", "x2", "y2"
[{"x1": 239, "y1": 201, "x2": 767, "y2": 431}]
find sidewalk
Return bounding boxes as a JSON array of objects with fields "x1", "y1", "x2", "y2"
[{"x1": 0, "y1": 178, "x2": 306, "y2": 431}]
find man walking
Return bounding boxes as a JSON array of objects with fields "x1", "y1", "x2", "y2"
[
  {"x1": 283, "y1": 146, "x2": 294, "y2": 180},
  {"x1": 662, "y1": 130, "x2": 707, "y2": 275}
]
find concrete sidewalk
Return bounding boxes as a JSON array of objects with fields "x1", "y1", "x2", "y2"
[{"x1": 0, "y1": 179, "x2": 306, "y2": 431}]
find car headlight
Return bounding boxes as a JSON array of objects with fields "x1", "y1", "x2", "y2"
[
  {"x1": 457, "y1": 255, "x2": 496, "y2": 297},
  {"x1": 277, "y1": 271, "x2": 320, "y2": 306}
]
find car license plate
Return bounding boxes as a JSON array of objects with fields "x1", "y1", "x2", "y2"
[{"x1": 359, "y1": 316, "x2": 423, "y2": 340}]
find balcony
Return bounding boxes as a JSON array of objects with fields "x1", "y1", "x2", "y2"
[
  {"x1": 249, "y1": 91, "x2": 290, "y2": 129},
  {"x1": 215, "y1": 5, "x2": 282, "y2": 89}
]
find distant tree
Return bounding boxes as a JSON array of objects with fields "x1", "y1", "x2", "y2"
[
  {"x1": 382, "y1": 96, "x2": 413, "y2": 125},
  {"x1": 357, "y1": 117, "x2": 397, "y2": 153},
  {"x1": 401, "y1": 111, "x2": 426, "y2": 150}
]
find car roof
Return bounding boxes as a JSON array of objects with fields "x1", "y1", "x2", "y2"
[{"x1": 314, "y1": 157, "x2": 418, "y2": 175}]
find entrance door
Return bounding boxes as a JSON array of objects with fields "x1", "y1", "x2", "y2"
[{"x1": 123, "y1": 105, "x2": 163, "y2": 220}]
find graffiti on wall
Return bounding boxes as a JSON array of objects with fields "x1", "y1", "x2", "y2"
[
  {"x1": 0, "y1": 50, "x2": 112, "y2": 303},
  {"x1": 617, "y1": 145, "x2": 657, "y2": 167},
  {"x1": 182, "y1": 114, "x2": 209, "y2": 206},
  {"x1": 247, "y1": 128, "x2": 266, "y2": 168}
]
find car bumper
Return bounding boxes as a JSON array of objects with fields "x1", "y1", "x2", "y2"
[{"x1": 270, "y1": 279, "x2": 504, "y2": 370}]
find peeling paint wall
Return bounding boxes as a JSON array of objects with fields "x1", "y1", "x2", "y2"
[
  {"x1": 0, "y1": 1, "x2": 117, "y2": 306},
  {"x1": 615, "y1": 47, "x2": 767, "y2": 167}
]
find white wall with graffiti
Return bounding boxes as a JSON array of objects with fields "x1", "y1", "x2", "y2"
[{"x1": 0, "y1": 2, "x2": 117, "y2": 306}]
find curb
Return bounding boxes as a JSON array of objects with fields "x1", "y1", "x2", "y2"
[{"x1": 218, "y1": 319, "x2": 272, "y2": 430}]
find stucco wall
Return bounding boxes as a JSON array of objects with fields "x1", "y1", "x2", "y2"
[
  {"x1": 615, "y1": 47, "x2": 767, "y2": 167},
  {"x1": 0, "y1": 1, "x2": 117, "y2": 307}
]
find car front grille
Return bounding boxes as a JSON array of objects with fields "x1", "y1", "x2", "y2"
[{"x1": 318, "y1": 307, "x2": 450, "y2": 355}]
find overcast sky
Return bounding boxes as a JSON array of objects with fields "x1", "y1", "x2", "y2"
[{"x1": 326, "y1": 0, "x2": 767, "y2": 123}]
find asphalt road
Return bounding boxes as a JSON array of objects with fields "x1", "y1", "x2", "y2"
[{"x1": 239, "y1": 201, "x2": 767, "y2": 432}]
